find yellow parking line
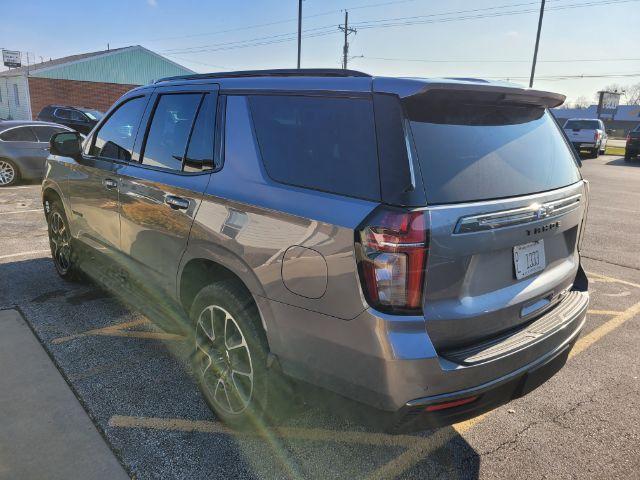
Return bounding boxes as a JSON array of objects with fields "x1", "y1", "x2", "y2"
[
  {"x1": 587, "y1": 271, "x2": 640, "y2": 290},
  {"x1": 570, "y1": 300, "x2": 640, "y2": 359},
  {"x1": 0, "y1": 209, "x2": 42, "y2": 215},
  {"x1": 587, "y1": 309, "x2": 624, "y2": 316},
  {"x1": 0, "y1": 250, "x2": 50, "y2": 260},
  {"x1": 108, "y1": 415, "x2": 420, "y2": 448},
  {"x1": 52, "y1": 318, "x2": 185, "y2": 344}
]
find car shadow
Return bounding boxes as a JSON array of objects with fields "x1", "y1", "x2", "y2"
[
  {"x1": 1, "y1": 257, "x2": 481, "y2": 479},
  {"x1": 606, "y1": 157, "x2": 640, "y2": 167}
]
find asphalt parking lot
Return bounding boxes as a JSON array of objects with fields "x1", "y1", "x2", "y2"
[{"x1": 1, "y1": 154, "x2": 639, "y2": 479}]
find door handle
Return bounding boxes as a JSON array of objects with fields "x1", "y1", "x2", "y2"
[
  {"x1": 165, "y1": 195, "x2": 190, "y2": 210},
  {"x1": 103, "y1": 178, "x2": 118, "y2": 190}
]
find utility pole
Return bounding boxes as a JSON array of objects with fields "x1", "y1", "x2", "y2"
[
  {"x1": 297, "y1": 0, "x2": 302, "y2": 69},
  {"x1": 529, "y1": 0, "x2": 546, "y2": 88},
  {"x1": 339, "y1": 10, "x2": 357, "y2": 69}
]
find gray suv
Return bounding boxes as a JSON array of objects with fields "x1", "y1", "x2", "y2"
[{"x1": 43, "y1": 69, "x2": 589, "y2": 432}]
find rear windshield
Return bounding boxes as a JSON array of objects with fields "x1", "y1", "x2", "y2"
[
  {"x1": 405, "y1": 91, "x2": 581, "y2": 204},
  {"x1": 564, "y1": 120, "x2": 599, "y2": 130}
]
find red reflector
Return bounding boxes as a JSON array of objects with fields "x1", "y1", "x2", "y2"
[{"x1": 425, "y1": 396, "x2": 479, "y2": 412}]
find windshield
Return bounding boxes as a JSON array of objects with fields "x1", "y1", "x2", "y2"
[
  {"x1": 564, "y1": 119, "x2": 599, "y2": 130},
  {"x1": 406, "y1": 91, "x2": 581, "y2": 204},
  {"x1": 80, "y1": 109, "x2": 104, "y2": 121}
]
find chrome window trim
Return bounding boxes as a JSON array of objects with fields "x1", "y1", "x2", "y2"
[{"x1": 454, "y1": 194, "x2": 582, "y2": 234}]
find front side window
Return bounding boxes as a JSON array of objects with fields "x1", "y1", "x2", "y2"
[
  {"x1": 55, "y1": 109, "x2": 71, "y2": 120},
  {"x1": 142, "y1": 93, "x2": 202, "y2": 171},
  {"x1": 33, "y1": 126, "x2": 67, "y2": 142},
  {"x1": 90, "y1": 96, "x2": 147, "y2": 161},
  {"x1": 248, "y1": 94, "x2": 380, "y2": 201},
  {"x1": 0, "y1": 127, "x2": 37, "y2": 142},
  {"x1": 69, "y1": 110, "x2": 86, "y2": 122}
]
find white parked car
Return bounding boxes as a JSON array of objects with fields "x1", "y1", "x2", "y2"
[{"x1": 563, "y1": 118, "x2": 608, "y2": 158}]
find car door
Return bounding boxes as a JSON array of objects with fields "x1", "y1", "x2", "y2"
[
  {"x1": 32, "y1": 125, "x2": 69, "y2": 175},
  {"x1": 67, "y1": 93, "x2": 150, "y2": 257},
  {"x1": 0, "y1": 126, "x2": 46, "y2": 175},
  {"x1": 117, "y1": 83, "x2": 218, "y2": 301}
]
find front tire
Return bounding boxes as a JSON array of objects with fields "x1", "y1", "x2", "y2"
[
  {"x1": 0, "y1": 158, "x2": 20, "y2": 187},
  {"x1": 47, "y1": 201, "x2": 79, "y2": 280},
  {"x1": 190, "y1": 281, "x2": 277, "y2": 429}
]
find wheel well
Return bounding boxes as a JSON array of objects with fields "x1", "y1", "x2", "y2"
[
  {"x1": 42, "y1": 188, "x2": 63, "y2": 215},
  {"x1": 180, "y1": 259, "x2": 254, "y2": 315}
]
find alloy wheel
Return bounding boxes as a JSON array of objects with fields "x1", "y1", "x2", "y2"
[
  {"x1": 0, "y1": 160, "x2": 15, "y2": 186},
  {"x1": 49, "y1": 211, "x2": 72, "y2": 274},
  {"x1": 195, "y1": 305, "x2": 254, "y2": 415}
]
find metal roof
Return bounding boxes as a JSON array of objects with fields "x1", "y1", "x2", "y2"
[
  {"x1": 0, "y1": 46, "x2": 193, "y2": 85},
  {"x1": 552, "y1": 105, "x2": 640, "y2": 122},
  {"x1": 0, "y1": 47, "x2": 130, "y2": 77}
]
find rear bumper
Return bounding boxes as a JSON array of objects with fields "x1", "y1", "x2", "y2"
[
  {"x1": 572, "y1": 142, "x2": 596, "y2": 149},
  {"x1": 259, "y1": 285, "x2": 588, "y2": 422},
  {"x1": 390, "y1": 316, "x2": 581, "y2": 432}
]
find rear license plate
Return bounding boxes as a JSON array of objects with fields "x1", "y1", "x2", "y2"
[{"x1": 513, "y1": 240, "x2": 546, "y2": 279}]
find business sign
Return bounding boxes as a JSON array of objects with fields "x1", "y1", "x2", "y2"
[
  {"x1": 2, "y1": 50, "x2": 21, "y2": 68},
  {"x1": 597, "y1": 91, "x2": 621, "y2": 116}
]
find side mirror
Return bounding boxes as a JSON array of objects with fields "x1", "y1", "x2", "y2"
[
  {"x1": 50, "y1": 131, "x2": 82, "y2": 158},
  {"x1": 606, "y1": 129, "x2": 612, "y2": 135}
]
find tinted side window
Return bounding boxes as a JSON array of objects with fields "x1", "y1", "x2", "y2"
[
  {"x1": 90, "y1": 96, "x2": 146, "y2": 161},
  {"x1": 70, "y1": 110, "x2": 86, "y2": 122},
  {"x1": 248, "y1": 95, "x2": 380, "y2": 201},
  {"x1": 142, "y1": 93, "x2": 202, "y2": 171},
  {"x1": 33, "y1": 126, "x2": 67, "y2": 142},
  {"x1": 184, "y1": 94, "x2": 216, "y2": 173},
  {"x1": 0, "y1": 127, "x2": 37, "y2": 142},
  {"x1": 55, "y1": 109, "x2": 71, "y2": 120}
]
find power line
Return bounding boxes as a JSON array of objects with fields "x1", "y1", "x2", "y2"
[
  {"x1": 117, "y1": 0, "x2": 421, "y2": 45},
  {"x1": 352, "y1": 0, "x2": 639, "y2": 30},
  {"x1": 160, "y1": 0, "x2": 639, "y2": 57},
  {"x1": 358, "y1": 56, "x2": 640, "y2": 64}
]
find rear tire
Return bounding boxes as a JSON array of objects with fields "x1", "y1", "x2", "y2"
[
  {"x1": 0, "y1": 158, "x2": 20, "y2": 187},
  {"x1": 190, "y1": 280, "x2": 285, "y2": 429},
  {"x1": 590, "y1": 147, "x2": 599, "y2": 159}
]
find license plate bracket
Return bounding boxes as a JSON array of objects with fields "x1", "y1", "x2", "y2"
[{"x1": 513, "y1": 240, "x2": 546, "y2": 280}]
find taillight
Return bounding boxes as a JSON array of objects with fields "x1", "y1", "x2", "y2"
[
  {"x1": 356, "y1": 208, "x2": 428, "y2": 314},
  {"x1": 594, "y1": 131, "x2": 601, "y2": 141},
  {"x1": 627, "y1": 133, "x2": 631, "y2": 143}
]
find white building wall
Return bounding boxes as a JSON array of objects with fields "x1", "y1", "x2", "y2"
[{"x1": 0, "y1": 74, "x2": 31, "y2": 120}]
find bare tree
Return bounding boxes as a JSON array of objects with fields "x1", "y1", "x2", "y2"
[
  {"x1": 625, "y1": 83, "x2": 640, "y2": 105},
  {"x1": 573, "y1": 96, "x2": 590, "y2": 109}
]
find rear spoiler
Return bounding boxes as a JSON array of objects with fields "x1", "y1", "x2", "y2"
[{"x1": 373, "y1": 78, "x2": 566, "y2": 109}]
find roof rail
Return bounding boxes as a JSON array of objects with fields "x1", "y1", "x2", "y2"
[{"x1": 155, "y1": 68, "x2": 371, "y2": 83}]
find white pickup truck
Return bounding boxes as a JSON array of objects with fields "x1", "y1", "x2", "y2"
[{"x1": 563, "y1": 118, "x2": 608, "y2": 158}]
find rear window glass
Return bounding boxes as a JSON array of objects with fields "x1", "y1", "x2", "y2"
[
  {"x1": 248, "y1": 95, "x2": 380, "y2": 201},
  {"x1": 406, "y1": 92, "x2": 581, "y2": 204},
  {"x1": 564, "y1": 120, "x2": 600, "y2": 130}
]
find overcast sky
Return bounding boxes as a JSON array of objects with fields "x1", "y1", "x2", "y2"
[{"x1": 2, "y1": 0, "x2": 639, "y2": 105}]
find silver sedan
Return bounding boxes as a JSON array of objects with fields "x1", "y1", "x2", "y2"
[{"x1": 0, "y1": 120, "x2": 73, "y2": 187}]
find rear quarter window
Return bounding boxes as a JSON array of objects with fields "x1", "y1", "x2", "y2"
[{"x1": 248, "y1": 94, "x2": 380, "y2": 201}]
